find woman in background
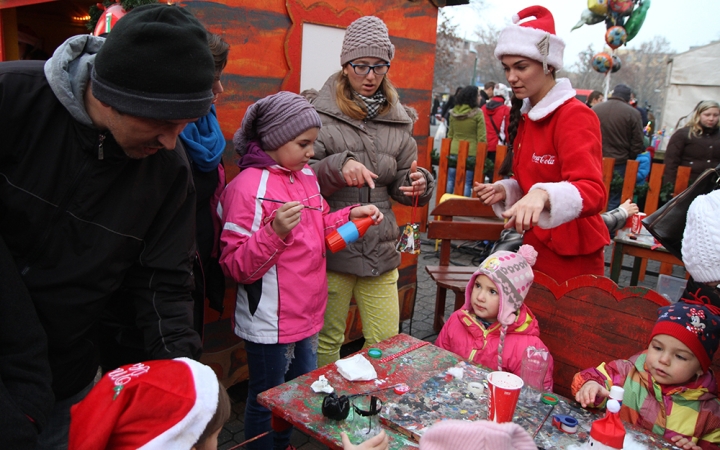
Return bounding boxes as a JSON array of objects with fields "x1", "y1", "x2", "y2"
[
  {"x1": 447, "y1": 85, "x2": 487, "y2": 196},
  {"x1": 662, "y1": 100, "x2": 720, "y2": 186}
]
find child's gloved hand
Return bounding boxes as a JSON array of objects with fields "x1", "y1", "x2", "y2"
[
  {"x1": 670, "y1": 435, "x2": 701, "y2": 450},
  {"x1": 341, "y1": 430, "x2": 389, "y2": 450},
  {"x1": 574, "y1": 380, "x2": 610, "y2": 408},
  {"x1": 272, "y1": 201, "x2": 304, "y2": 239},
  {"x1": 349, "y1": 205, "x2": 383, "y2": 224}
]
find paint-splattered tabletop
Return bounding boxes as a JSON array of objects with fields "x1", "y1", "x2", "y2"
[{"x1": 257, "y1": 334, "x2": 680, "y2": 450}]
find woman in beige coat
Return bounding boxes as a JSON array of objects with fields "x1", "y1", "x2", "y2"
[{"x1": 305, "y1": 16, "x2": 434, "y2": 366}]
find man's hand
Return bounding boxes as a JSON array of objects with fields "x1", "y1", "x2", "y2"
[
  {"x1": 574, "y1": 380, "x2": 609, "y2": 408},
  {"x1": 343, "y1": 160, "x2": 378, "y2": 189},
  {"x1": 271, "y1": 202, "x2": 304, "y2": 239},
  {"x1": 398, "y1": 161, "x2": 427, "y2": 197}
]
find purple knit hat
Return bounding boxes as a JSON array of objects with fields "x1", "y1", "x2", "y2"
[{"x1": 233, "y1": 91, "x2": 322, "y2": 156}]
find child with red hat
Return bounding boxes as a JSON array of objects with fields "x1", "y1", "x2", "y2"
[
  {"x1": 572, "y1": 299, "x2": 720, "y2": 449},
  {"x1": 473, "y1": 5, "x2": 609, "y2": 283},
  {"x1": 435, "y1": 245, "x2": 554, "y2": 391},
  {"x1": 68, "y1": 358, "x2": 231, "y2": 450}
]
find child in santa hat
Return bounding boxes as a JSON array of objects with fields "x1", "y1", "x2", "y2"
[
  {"x1": 572, "y1": 299, "x2": 720, "y2": 449},
  {"x1": 473, "y1": 5, "x2": 609, "y2": 283},
  {"x1": 435, "y1": 245, "x2": 554, "y2": 391},
  {"x1": 68, "y1": 358, "x2": 230, "y2": 450}
]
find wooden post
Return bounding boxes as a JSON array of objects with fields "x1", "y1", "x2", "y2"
[
  {"x1": 620, "y1": 159, "x2": 639, "y2": 205},
  {"x1": 473, "y1": 142, "x2": 487, "y2": 187},
  {"x1": 644, "y1": 163, "x2": 665, "y2": 214},
  {"x1": 601, "y1": 157, "x2": 615, "y2": 213},
  {"x1": 493, "y1": 145, "x2": 507, "y2": 182},
  {"x1": 454, "y1": 140, "x2": 469, "y2": 195},
  {"x1": 435, "y1": 138, "x2": 451, "y2": 208}
]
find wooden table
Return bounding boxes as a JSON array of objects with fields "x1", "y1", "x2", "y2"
[
  {"x1": 610, "y1": 230, "x2": 684, "y2": 286},
  {"x1": 257, "y1": 334, "x2": 678, "y2": 449}
]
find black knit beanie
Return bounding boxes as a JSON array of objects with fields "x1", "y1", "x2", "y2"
[{"x1": 91, "y1": 3, "x2": 215, "y2": 120}]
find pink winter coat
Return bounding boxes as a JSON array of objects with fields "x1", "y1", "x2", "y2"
[
  {"x1": 434, "y1": 273, "x2": 554, "y2": 391},
  {"x1": 218, "y1": 164, "x2": 352, "y2": 345}
]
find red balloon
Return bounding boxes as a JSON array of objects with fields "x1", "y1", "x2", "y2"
[{"x1": 609, "y1": 0, "x2": 634, "y2": 16}]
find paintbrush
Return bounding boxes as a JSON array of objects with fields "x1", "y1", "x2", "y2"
[{"x1": 257, "y1": 197, "x2": 322, "y2": 211}]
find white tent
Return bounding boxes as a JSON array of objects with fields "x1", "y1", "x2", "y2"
[{"x1": 658, "y1": 41, "x2": 720, "y2": 151}]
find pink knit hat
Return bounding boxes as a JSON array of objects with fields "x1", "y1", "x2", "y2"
[
  {"x1": 465, "y1": 245, "x2": 538, "y2": 326},
  {"x1": 419, "y1": 420, "x2": 537, "y2": 450},
  {"x1": 494, "y1": 5, "x2": 565, "y2": 72}
]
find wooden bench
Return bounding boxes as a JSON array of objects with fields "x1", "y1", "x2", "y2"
[
  {"x1": 523, "y1": 272, "x2": 670, "y2": 399},
  {"x1": 525, "y1": 272, "x2": 720, "y2": 401},
  {"x1": 425, "y1": 197, "x2": 504, "y2": 332}
]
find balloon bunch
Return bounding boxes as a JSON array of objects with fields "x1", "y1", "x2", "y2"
[{"x1": 572, "y1": 0, "x2": 651, "y2": 73}]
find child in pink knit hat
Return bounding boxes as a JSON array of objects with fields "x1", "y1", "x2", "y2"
[{"x1": 435, "y1": 245, "x2": 554, "y2": 390}]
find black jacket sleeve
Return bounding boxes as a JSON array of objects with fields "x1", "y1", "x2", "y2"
[{"x1": 0, "y1": 236, "x2": 54, "y2": 449}]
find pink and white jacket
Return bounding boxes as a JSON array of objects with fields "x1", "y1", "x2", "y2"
[
  {"x1": 218, "y1": 163, "x2": 352, "y2": 345},
  {"x1": 435, "y1": 271, "x2": 554, "y2": 390}
]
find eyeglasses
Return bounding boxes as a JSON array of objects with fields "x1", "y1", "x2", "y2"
[{"x1": 348, "y1": 62, "x2": 390, "y2": 76}]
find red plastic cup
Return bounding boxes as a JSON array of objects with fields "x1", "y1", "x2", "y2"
[{"x1": 487, "y1": 371, "x2": 523, "y2": 423}]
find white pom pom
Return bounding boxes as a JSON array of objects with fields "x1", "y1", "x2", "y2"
[
  {"x1": 606, "y1": 398, "x2": 621, "y2": 413},
  {"x1": 512, "y1": 13, "x2": 520, "y2": 24},
  {"x1": 517, "y1": 244, "x2": 538, "y2": 267}
]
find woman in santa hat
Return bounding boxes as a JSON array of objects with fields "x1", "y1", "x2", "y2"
[{"x1": 473, "y1": 5, "x2": 609, "y2": 283}]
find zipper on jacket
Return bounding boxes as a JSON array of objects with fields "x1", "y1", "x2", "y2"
[
  {"x1": 97, "y1": 132, "x2": 106, "y2": 160},
  {"x1": 21, "y1": 157, "x2": 91, "y2": 275}
]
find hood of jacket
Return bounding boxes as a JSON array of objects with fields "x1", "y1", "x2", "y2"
[
  {"x1": 521, "y1": 78, "x2": 576, "y2": 122},
  {"x1": 307, "y1": 73, "x2": 416, "y2": 129},
  {"x1": 449, "y1": 104, "x2": 480, "y2": 119},
  {"x1": 44, "y1": 34, "x2": 104, "y2": 128},
  {"x1": 485, "y1": 97, "x2": 506, "y2": 112},
  {"x1": 462, "y1": 270, "x2": 539, "y2": 336}
]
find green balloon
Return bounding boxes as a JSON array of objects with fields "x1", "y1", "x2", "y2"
[{"x1": 625, "y1": 0, "x2": 651, "y2": 42}]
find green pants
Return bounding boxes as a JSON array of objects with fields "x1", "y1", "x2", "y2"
[{"x1": 317, "y1": 269, "x2": 399, "y2": 367}]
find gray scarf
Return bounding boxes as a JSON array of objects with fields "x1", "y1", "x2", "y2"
[{"x1": 354, "y1": 90, "x2": 386, "y2": 120}]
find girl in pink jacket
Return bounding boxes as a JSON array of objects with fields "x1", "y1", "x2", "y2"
[
  {"x1": 435, "y1": 245, "x2": 554, "y2": 391},
  {"x1": 218, "y1": 91, "x2": 381, "y2": 450}
]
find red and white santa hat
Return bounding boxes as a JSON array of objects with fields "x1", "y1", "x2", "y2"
[
  {"x1": 69, "y1": 358, "x2": 220, "y2": 450},
  {"x1": 494, "y1": 5, "x2": 565, "y2": 73}
]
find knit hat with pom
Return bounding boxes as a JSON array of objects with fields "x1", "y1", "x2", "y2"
[
  {"x1": 494, "y1": 5, "x2": 565, "y2": 72},
  {"x1": 340, "y1": 16, "x2": 395, "y2": 66},
  {"x1": 682, "y1": 190, "x2": 720, "y2": 283},
  {"x1": 466, "y1": 244, "x2": 538, "y2": 326},
  {"x1": 419, "y1": 419, "x2": 537, "y2": 450}
]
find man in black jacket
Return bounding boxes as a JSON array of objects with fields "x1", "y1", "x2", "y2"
[
  {"x1": 592, "y1": 84, "x2": 645, "y2": 210},
  {"x1": 0, "y1": 4, "x2": 215, "y2": 448}
]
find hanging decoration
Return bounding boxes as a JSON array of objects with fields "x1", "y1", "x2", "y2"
[
  {"x1": 591, "y1": 52, "x2": 613, "y2": 74},
  {"x1": 572, "y1": 0, "x2": 651, "y2": 76}
]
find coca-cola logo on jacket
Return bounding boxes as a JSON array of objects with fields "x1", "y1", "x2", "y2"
[{"x1": 531, "y1": 153, "x2": 556, "y2": 165}]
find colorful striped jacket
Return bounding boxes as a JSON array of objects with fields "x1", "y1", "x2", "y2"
[{"x1": 572, "y1": 351, "x2": 720, "y2": 449}]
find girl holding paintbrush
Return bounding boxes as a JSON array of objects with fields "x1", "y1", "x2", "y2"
[{"x1": 218, "y1": 91, "x2": 381, "y2": 450}]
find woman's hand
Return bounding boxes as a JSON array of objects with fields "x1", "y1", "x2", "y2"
[
  {"x1": 350, "y1": 205, "x2": 384, "y2": 224},
  {"x1": 271, "y1": 202, "x2": 304, "y2": 239},
  {"x1": 473, "y1": 182, "x2": 506, "y2": 205},
  {"x1": 670, "y1": 435, "x2": 701, "y2": 450},
  {"x1": 398, "y1": 161, "x2": 427, "y2": 197},
  {"x1": 343, "y1": 160, "x2": 378, "y2": 189},
  {"x1": 341, "y1": 430, "x2": 389, "y2": 450},
  {"x1": 574, "y1": 381, "x2": 609, "y2": 408},
  {"x1": 502, "y1": 189, "x2": 549, "y2": 233}
]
